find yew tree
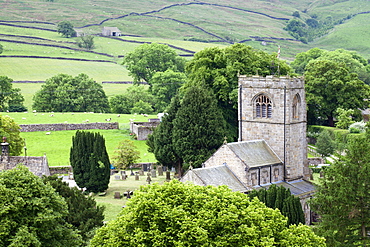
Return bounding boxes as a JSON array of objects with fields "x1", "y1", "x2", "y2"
[{"x1": 91, "y1": 180, "x2": 325, "y2": 247}]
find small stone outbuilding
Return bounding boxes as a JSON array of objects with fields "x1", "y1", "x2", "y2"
[{"x1": 102, "y1": 27, "x2": 122, "y2": 36}]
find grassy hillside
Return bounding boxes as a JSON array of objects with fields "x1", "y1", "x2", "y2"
[{"x1": 1, "y1": 0, "x2": 370, "y2": 83}]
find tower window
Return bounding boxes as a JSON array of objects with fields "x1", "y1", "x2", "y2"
[
  {"x1": 255, "y1": 94, "x2": 272, "y2": 118},
  {"x1": 293, "y1": 94, "x2": 300, "y2": 119}
]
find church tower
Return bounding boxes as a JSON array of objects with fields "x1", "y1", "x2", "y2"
[{"x1": 238, "y1": 75, "x2": 309, "y2": 181}]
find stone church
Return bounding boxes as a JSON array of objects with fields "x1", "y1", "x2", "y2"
[{"x1": 181, "y1": 75, "x2": 315, "y2": 224}]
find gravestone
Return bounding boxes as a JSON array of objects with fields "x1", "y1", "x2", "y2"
[
  {"x1": 151, "y1": 169, "x2": 157, "y2": 178},
  {"x1": 135, "y1": 173, "x2": 139, "y2": 180},
  {"x1": 157, "y1": 166, "x2": 163, "y2": 176},
  {"x1": 114, "y1": 192, "x2": 121, "y2": 199},
  {"x1": 114, "y1": 175, "x2": 121, "y2": 180},
  {"x1": 146, "y1": 174, "x2": 152, "y2": 184},
  {"x1": 171, "y1": 167, "x2": 176, "y2": 173},
  {"x1": 162, "y1": 166, "x2": 167, "y2": 172},
  {"x1": 139, "y1": 170, "x2": 144, "y2": 176},
  {"x1": 166, "y1": 171, "x2": 171, "y2": 181},
  {"x1": 120, "y1": 170, "x2": 126, "y2": 176},
  {"x1": 142, "y1": 163, "x2": 148, "y2": 172},
  {"x1": 122, "y1": 174, "x2": 127, "y2": 180}
]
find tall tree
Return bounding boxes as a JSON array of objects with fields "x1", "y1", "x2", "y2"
[
  {"x1": 315, "y1": 129, "x2": 336, "y2": 158},
  {"x1": 150, "y1": 69, "x2": 186, "y2": 112},
  {"x1": 91, "y1": 180, "x2": 325, "y2": 247},
  {"x1": 0, "y1": 165, "x2": 82, "y2": 246},
  {"x1": 77, "y1": 35, "x2": 94, "y2": 50},
  {"x1": 70, "y1": 131, "x2": 110, "y2": 193},
  {"x1": 57, "y1": 20, "x2": 76, "y2": 38},
  {"x1": 147, "y1": 95, "x2": 182, "y2": 172},
  {"x1": 310, "y1": 132, "x2": 370, "y2": 246},
  {"x1": 305, "y1": 60, "x2": 370, "y2": 126},
  {"x1": 0, "y1": 76, "x2": 27, "y2": 112},
  {"x1": 33, "y1": 73, "x2": 109, "y2": 112},
  {"x1": 122, "y1": 43, "x2": 186, "y2": 84},
  {"x1": 0, "y1": 114, "x2": 24, "y2": 156},
  {"x1": 172, "y1": 85, "x2": 226, "y2": 171},
  {"x1": 248, "y1": 184, "x2": 305, "y2": 226},
  {"x1": 185, "y1": 43, "x2": 291, "y2": 141}
]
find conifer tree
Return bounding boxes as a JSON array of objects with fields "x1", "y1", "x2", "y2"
[
  {"x1": 249, "y1": 184, "x2": 305, "y2": 226},
  {"x1": 70, "y1": 131, "x2": 110, "y2": 193}
]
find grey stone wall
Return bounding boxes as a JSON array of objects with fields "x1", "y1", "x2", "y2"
[
  {"x1": 238, "y1": 75, "x2": 309, "y2": 181},
  {"x1": 130, "y1": 122, "x2": 160, "y2": 140},
  {"x1": 19, "y1": 122, "x2": 119, "y2": 132},
  {"x1": 4, "y1": 156, "x2": 50, "y2": 177}
]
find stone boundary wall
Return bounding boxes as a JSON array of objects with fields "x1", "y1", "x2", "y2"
[
  {"x1": 19, "y1": 122, "x2": 119, "y2": 132},
  {"x1": 130, "y1": 121, "x2": 160, "y2": 140}
]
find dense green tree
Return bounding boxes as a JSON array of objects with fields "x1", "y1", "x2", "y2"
[
  {"x1": 123, "y1": 43, "x2": 186, "y2": 84},
  {"x1": 70, "y1": 130, "x2": 110, "y2": 193},
  {"x1": 335, "y1": 108, "x2": 355, "y2": 129},
  {"x1": 248, "y1": 184, "x2": 305, "y2": 226},
  {"x1": 109, "y1": 85, "x2": 154, "y2": 114},
  {"x1": 150, "y1": 69, "x2": 187, "y2": 112},
  {"x1": 172, "y1": 86, "x2": 226, "y2": 170},
  {"x1": 77, "y1": 35, "x2": 94, "y2": 50},
  {"x1": 112, "y1": 139, "x2": 140, "y2": 170},
  {"x1": 42, "y1": 175, "x2": 105, "y2": 245},
  {"x1": 0, "y1": 165, "x2": 82, "y2": 246},
  {"x1": 291, "y1": 48, "x2": 325, "y2": 74},
  {"x1": 131, "y1": 100, "x2": 153, "y2": 114},
  {"x1": 0, "y1": 114, "x2": 24, "y2": 155},
  {"x1": 147, "y1": 95, "x2": 182, "y2": 172},
  {"x1": 305, "y1": 60, "x2": 370, "y2": 126},
  {"x1": 33, "y1": 73, "x2": 109, "y2": 112},
  {"x1": 0, "y1": 76, "x2": 27, "y2": 112},
  {"x1": 57, "y1": 20, "x2": 76, "y2": 37},
  {"x1": 185, "y1": 43, "x2": 291, "y2": 141},
  {"x1": 315, "y1": 129, "x2": 336, "y2": 158},
  {"x1": 310, "y1": 133, "x2": 370, "y2": 246},
  {"x1": 91, "y1": 180, "x2": 325, "y2": 247}
]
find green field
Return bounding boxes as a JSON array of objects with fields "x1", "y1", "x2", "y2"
[{"x1": 3, "y1": 112, "x2": 158, "y2": 166}]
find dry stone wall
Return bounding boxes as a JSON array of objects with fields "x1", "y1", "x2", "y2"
[{"x1": 19, "y1": 122, "x2": 119, "y2": 132}]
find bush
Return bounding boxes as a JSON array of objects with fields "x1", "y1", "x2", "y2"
[{"x1": 348, "y1": 121, "x2": 366, "y2": 133}]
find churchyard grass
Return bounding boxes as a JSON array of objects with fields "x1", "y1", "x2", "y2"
[
  {"x1": 3, "y1": 112, "x2": 158, "y2": 166},
  {"x1": 93, "y1": 172, "x2": 170, "y2": 221}
]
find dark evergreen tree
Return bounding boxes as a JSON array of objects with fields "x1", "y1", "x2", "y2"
[
  {"x1": 316, "y1": 129, "x2": 336, "y2": 158},
  {"x1": 248, "y1": 184, "x2": 305, "y2": 226},
  {"x1": 42, "y1": 175, "x2": 105, "y2": 245},
  {"x1": 70, "y1": 131, "x2": 110, "y2": 193},
  {"x1": 147, "y1": 95, "x2": 183, "y2": 173},
  {"x1": 172, "y1": 85, "x2": 226, "y2": 170}
]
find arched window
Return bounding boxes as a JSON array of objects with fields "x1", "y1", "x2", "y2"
[
  {"x1": 255, "y1": 94, "x2": 272, "y2": 118},
  {"x1": 292, "y1": 94, "x2": 301, "y2": 119}
]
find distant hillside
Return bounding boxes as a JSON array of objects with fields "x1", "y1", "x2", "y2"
[{"x1": 1, "y1": 0, "x2": 370, "y2": 81}]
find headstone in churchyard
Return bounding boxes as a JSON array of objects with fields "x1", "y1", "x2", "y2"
[
  {"x1": 114, "y1": 191, "x2": 121, "y2": 199},
  {"x1": 171, "y1": 167, "x2": 176, "y2": 173},
  {"x1": 139, "y1": 170, "x2": 144, "y2": 176},
  {"x1": 146, "y1": 174, "x2": 152, "y2": 184},
  {"x1": 121, "y1": 170, "x2": 126, "y2": 176},
  {"x1": 142, "y1": 163, "x2": 148, "y2": 172},
  {"x1": 135, "y1": 173, "x2": 139, "y2": 180},
  {"x1": 122, "y1": 174, "x2": 127, "y2": 180},
  {"x1": 158, "y1": 166, "x2": 163, "y2": 176},
  {"x1": 151, "y1": 169, "x2": 157, "y2": 178},
  {"x1": 115, "y1": 175, "x2": 121, "y2": 180},
  {"x1": 162, "y1": 166, "x2": 167, "y2": 172},
  {"x1": 166, "y1": 171, "x2": 171, "y2": 181}
]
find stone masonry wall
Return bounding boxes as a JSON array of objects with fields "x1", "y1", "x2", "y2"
[
  {"x1": 19, "y1": 122, "x2": 119, "y2": 132},
  {"x1": 238, "y1": 75, "x2": 309, "y2": 181},
  {"x1": 5, "y1": 156, "x2": 50, "y2": 177},
  {"x1": 130, "y1": 122, "x2": 160, "y2": 140}
]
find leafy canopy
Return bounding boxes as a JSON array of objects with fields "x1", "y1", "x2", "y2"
[
  {"x1": 91, "y1": 180, "x2": 325, "y2": 247},
  {"x1": 0, "y1": 76, "x2": 27, "y2": 112},
  {"x1": 0, "y1": 165, "x2": 82, "y2": 246},
  {"x1": 112, "y1": 139, "x2": 140, "y2": 170},
  {"x1": 33, "y1": 73, "x2": 109, "y2": 112},
  {"x1": 0, "y1": 114, "x2": 24, "y2": 156},
  {"x1": 57, "y1": 21, "x2": 76, "y2": 38},
  {"x1": 123, "y1": 43, "x2": 186, "y2": 84}
]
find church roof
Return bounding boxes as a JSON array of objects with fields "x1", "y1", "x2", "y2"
[
  {"x1": 254, "y1": 179, "x2": 316, "y2": 197},
  {"x1": 181, "y1": 164, "x2": 249, "y2": 192},
  {"x1": 227, "y1": 140, "x2": 282, "y2": 168}
]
